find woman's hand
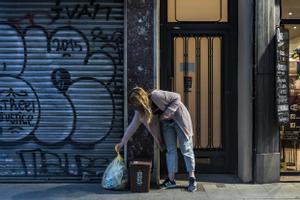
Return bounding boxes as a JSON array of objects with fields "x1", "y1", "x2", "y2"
[
  {"x1": 115, "y1": 141, "x2": 125, "y2": 153},
  {"x1": 160, "y1": 113, "x2": 171, "y2": 120}
]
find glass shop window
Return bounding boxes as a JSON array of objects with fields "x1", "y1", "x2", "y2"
[
  {"x1": 280, "y1": 0, "x2": 300, "y2": 174},
  {"x1": 281, "y1": 0, "x2": 300, "y2": 19},
  {"x1": 280, "y1": 24, "x2": 300, "y2": 173}
]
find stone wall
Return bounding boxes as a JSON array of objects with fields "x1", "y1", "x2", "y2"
[{"x1": 126, "y1": 0, "x2": 155, "y2": 163}]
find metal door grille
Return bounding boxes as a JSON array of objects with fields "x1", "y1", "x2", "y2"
[{"x1": 173, "y1": 36, "x2": 222, "y2": 150}]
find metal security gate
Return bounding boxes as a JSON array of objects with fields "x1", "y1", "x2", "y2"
[{"x1": 0, "y1": 0, "x2": 124, "y2": 182}]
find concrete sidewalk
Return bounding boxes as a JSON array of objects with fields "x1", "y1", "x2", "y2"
[{"x1": 1, "y1": 175, "x2": 300, "y2": 200}]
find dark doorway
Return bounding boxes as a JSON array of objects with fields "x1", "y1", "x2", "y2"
[{"x1": 159, "y1": 0, "x2": 238, "y2": 174}]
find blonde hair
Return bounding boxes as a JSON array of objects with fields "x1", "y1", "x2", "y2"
[{"x1": 129, "y1": 87, "x2": 152, "y2": 124}]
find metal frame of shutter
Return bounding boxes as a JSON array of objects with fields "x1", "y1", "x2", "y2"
[{"x1": 0, "y1": 0, "x2": 125, "y2": 182}]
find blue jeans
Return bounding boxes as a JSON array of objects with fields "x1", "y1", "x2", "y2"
[{"x1": 161, "y1": 119, "x2": 195, "y2": 173}]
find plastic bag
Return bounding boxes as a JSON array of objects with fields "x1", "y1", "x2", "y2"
[{"x1": 101, "y1": 152, "x2": 128, "y2": 190}]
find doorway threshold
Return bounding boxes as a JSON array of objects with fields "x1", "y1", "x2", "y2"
[
  {"x1": 280, "y1": 175, "x2": 300, "y2": 182},
  {"x1": 172, "y1": 173, "x2": 241, "y2": 184}
]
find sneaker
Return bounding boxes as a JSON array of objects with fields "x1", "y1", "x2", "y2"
[
  {"x1": 159, "y1": 177, "x2": 176, "y2": 189},
  {"x1": 187, "y1": 177, "x2": 197, "y2": 192}
]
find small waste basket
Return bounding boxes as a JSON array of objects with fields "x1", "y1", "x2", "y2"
[{"x1": 129, "y1": 160, "x2": 152, "y2": 193}]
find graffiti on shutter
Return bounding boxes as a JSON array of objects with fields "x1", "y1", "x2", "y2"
[{"x1": 0, "y1": 0, "x2": 124, "y2": 181}]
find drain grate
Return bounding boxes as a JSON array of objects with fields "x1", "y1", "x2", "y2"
[
  {"x1": 197, "y1": 184, "x2": 205, "y2": 192},
  {"x1": 179, "y1": 184, "x2": 205, "y2": 192}
]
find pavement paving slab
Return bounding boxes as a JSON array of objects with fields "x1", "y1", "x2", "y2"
[{"x1": 1, "y1": 175, "x2": 300, "y2": 200}]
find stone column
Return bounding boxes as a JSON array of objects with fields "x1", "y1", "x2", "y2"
[
  {"x1": 238, "y1": 0, "x2": 254, "y2": 183},
  {"x1": 254, "y1": 0, "x2": 281, "y2": 183}
]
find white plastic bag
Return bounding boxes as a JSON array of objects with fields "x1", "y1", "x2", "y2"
[{"x1": 101, "y1": 152, "x2": 128, "y2": 190}]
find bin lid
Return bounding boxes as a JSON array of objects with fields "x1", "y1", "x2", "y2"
[{"x1": 130, "y1": 160, "x2": 152, "y2": 166}]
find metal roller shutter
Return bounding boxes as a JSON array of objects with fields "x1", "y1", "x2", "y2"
[{"x1": 0, "y1": 0, "x2": 124, "y2": 182}]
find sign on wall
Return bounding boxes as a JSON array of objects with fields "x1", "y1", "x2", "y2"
[{"x1": 276, "y1": 27, "x2": 289, "y2": 124}]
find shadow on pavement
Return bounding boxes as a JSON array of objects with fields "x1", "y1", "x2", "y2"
[{"x1": 11, "y1": 184, "x2": 131, "y2": 200}]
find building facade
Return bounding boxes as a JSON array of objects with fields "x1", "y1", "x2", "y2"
[{"x1": 0, "y1": 0, "x2": 299, "y2": 184}]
